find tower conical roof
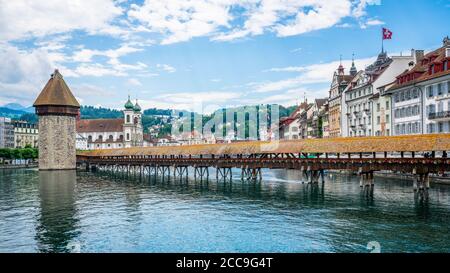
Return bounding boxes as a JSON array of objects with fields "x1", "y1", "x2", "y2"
[{"x1": 33, "y1": 69, "x2": 80, "y2": 108}]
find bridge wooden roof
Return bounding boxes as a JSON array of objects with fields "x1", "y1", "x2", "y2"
[{"x1": 78, "y1": 134, "x2": 450, "y2": 157}]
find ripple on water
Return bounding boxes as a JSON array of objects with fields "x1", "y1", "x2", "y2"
[{"x1": 1, "y1": 169, "x2": 450, "y2": 252}]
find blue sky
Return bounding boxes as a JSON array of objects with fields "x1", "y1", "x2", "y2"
[{"x1": 0, "y1": 0, "x2": 448, "y2": 113}]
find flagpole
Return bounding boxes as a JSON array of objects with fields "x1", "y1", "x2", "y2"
[{"x1": 381, "y1": 27, "x2": 384, "y2": 53}]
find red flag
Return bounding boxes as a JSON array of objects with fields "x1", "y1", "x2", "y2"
[{"x1": 382, "y1": 28, "x2": 392, "y2": 40}]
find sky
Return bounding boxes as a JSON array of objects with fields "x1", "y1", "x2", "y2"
[{"x1": 0, "y1": 0, "x2": 449, "y2": 114}]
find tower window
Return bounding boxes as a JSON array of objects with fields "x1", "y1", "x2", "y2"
[{"x1": 126, "y1": 115, "x2": 130, "y2": 123}]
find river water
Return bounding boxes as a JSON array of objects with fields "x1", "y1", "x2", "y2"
[{"x1": 0, "y1": 168, "x2": 449, "y2": 253}]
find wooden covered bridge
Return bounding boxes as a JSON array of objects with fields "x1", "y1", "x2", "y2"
[{"x1": 77, "y1": 134, "x2": 450, "y2": 191}]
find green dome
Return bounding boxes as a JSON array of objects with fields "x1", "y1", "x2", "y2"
[
  {"x1": 124, "y1": 96, "x2": 134, "y2": 109},
  {"x1": 133, "y1": 101, "x2": 141, "y2": 112}
]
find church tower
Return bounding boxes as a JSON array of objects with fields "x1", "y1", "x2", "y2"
[
  {"x1": 350, "y1": 53, "x2": 357, "y2": 76},
  {"x1": 133, "y1": 100, "x2": 143, "y2": 146},
  {"x1": 33, "y1": 70, "x2": 80, "y2": 170},
  {"x1": 123, "y1": 95, "x2": 135, "y2": 148}
]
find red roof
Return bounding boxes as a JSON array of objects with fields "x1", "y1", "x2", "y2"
[
  {"x1": 388, "y1": 46, "x2": 450, "y2": 91},
  {"x1": 77, "y1": 119, "x2": 123, "y2": 133}
]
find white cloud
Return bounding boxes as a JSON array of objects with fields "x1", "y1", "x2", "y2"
[
  {"x1": 156, "y1": 64, "x2": 176, "y2": 73},
  {"x1": 127, "y1": 78, "x2": 142, "y2": 86},
  {"x1": 139, "y1": 91, "x2": 242, "y2": 113},
  {"x1": 0, "y1": 43, "x2": 59, "y2": 104},
  {"x1": 72, "y1": 44, "x2": 143, "y2": 63},
  {"x1": 256, "y1": 56, "x2": 376, "y2": 92},
  {"x1": 129, "y1": 0, "x2": 377, "y2": 44},
  {"x1": 366, "y1": 19, "x2": 385, "y2": 26},
  {"x1": 0, "y1": 0, "x2": 123, "y2": 42},
  {"x1": 275, "y1": 1, "x2": 352, "y2": 37},
  {"x1": 128, "y1": 0, "x2": 238, "y2": 44}
]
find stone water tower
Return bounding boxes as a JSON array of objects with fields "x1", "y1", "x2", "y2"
[{"x1": 33, "y1": 70, "x2": 80, "y2": 170}]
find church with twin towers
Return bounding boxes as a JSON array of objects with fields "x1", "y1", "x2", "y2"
[{"x1": 76, "y1": 95, "x2": 144, "y2": 150}]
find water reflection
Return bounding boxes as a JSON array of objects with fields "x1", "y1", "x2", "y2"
[
  {"x1": 36, "y1": 170, "x2": 79, "y2": 252},
  {"x1": 1, "y1": 168, "x2": 450, "y2": 252}
]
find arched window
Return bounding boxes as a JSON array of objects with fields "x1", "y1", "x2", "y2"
[
  {"x1": 126, "y1": 115, "x2": 130, "y2": 123},
  {"x1": 127, "y1": 133, "x2": 130, "y2": 140},
  {"x1": 108, "y1": 135, "x2": 113, "y2": 141},
  {"x1": 98, "y1": 135, "x2": 103, "y2": 142},
  {"x1": 88, "y1": 135, "x2": 92, "y2": 142}
]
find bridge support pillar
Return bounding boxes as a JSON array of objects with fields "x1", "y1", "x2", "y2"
[
  {"x1": 217, "y1": 167, "x2": 232, "y2": 181},
  {"x1": 320, "y1": 169, "x2": 325, "y2": 183},
  {"x1": 300, "y1": 166, "x2": 305, "y2": 183},
  {"x1": 241, "y1": 167, "x2": 260, "y2": 181},
  {"x1": 194, "y1": 166, "x2": 209, "y2": 181}
]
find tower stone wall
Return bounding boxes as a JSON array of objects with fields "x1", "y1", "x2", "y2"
[{"x1": 38, "y1": 115, "x2": 77, "y2": 170}]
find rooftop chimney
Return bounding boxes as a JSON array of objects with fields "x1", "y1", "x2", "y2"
[
  {"x1": 443, "y1": 36, "x2": 450, "y2": 47},
  {"x1": 411, "y1": 49, "x2": 424, "y2": 63}
]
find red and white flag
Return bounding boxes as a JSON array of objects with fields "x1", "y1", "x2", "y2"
[{"x1": 382, "y1": 28, "x2": 392, "y2": 40}]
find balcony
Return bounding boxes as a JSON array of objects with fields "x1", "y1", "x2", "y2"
[{"x1": 428, "y1": 111, "x2": 450, "y2": 120}]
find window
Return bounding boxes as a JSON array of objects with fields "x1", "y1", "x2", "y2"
[
  {"x1": 88, "y1": 135, "x2": 92, "y2": 142},
  {"x1": 126, "y1": 115, "x2": 130, "y2": 123},
  {"x1": 395, "y1": 94, "x2": 399, "y2": 103},
  {"x1": 386, "y1": 129, "x2": 390, "y2": 136},
  {"x1": 377, "y1": 103, "x2": 380, "y2": 112},
  {"x1": 438, "y1": 101, "x2": 444, "y2": 112},
  {"x1": 437, "y1": 83, "x2": 443, "y2": 96},
  {"x1": 108, "y1": 135, "x2": 113, "y2": 141},
  {"x1": 377, "y1": 116, "x2": 380, "y2": 124},
  {"x1": 427, "y1": 86, "x2": 433, "y2": 97},
  {"x1": 429, "y1": 104, "x2": 436, "y2": 114},
  {"x1": 386, "y1": 101, "x2": 390, "y2": 110},
  {"x1": 98, "y1": 135, "x2": 103, "y2": 142},
  {"x1": 438, "y1": 122, "x2": 444, "y2": 133},
  {"x1": 127, "y1": 133, "x2": 130, "y2": 140},
  {"x1": 386, "y1": 114, "x2": 390, "y2": 123}
]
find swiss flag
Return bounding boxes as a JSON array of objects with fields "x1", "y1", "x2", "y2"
[{"x1": 382, "y1": 28, "x2": 392, "y2": 40}]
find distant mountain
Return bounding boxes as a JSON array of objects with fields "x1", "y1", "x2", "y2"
[
  {"x1": 0, "y1": 107, "x2": 27, "y2": 118},
  {"x1": 2, "y1": 103, "x2": 34, "y2": 113}
]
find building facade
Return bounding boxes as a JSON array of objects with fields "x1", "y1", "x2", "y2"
[
  {"x1": 0, "y1": 117, "x2": 14, "y2": 148},
  {"x1": 76, "y1": 97, "x2": 144, "y2": 150},
  {"x1": 308, "y1": 98, "x2": 327, "y2": 138},
  {"x1": 343, "y1": 49, "x2": 416, "y2": 137},
  {"x1": 327, "y1": 59, "x2": 355, "y2": 137},
  {"x1": 13, "y1": 121, "x2": 38, "y2": 148},
  {"x1": 387, "y1": 38, "x2": 450, "y2": 135}
]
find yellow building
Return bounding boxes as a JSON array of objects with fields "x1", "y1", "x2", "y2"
[{"x1": 13, "y1": 121, "x2": 38, "y2": 148}]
